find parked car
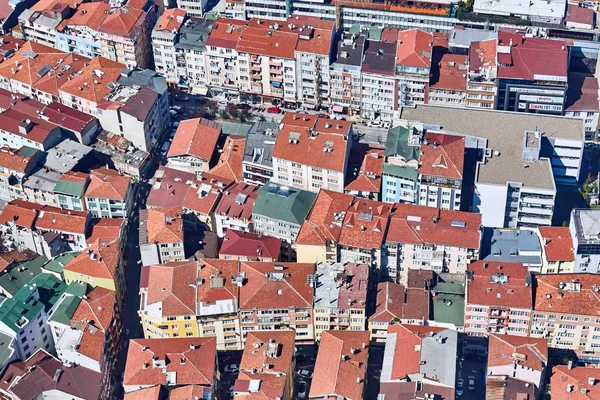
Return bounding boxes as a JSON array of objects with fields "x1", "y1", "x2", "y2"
[
  {"x1": 266, "y1": 106, "x2": 281, "y2": 113},
  {"x1": 368, "y1": 120, "x2": 384, "y2": 128},
  {"x1": 172, "y1": 121, "x2": 180, "y2": 129},
  {"x1": 295, "y1": 109, "x2": 308, "y2": 114},
  {"x1": 236, "y1": 103, "x2": 252, "y2": 111},
  {"x1": 297, "y1": 370, "x2": 312, "y2": 379},
  {"x1": 169, "y1": 110, "x2": 178, "y2": 117},
  {"x1": 297, "y1": 381, "x2": 307, "y2": 399},
  {"x1": 468, "y1": 376, "x2": 475, "y2": 391},
  {"x1": 175, "y1": 93, "x2": 189, "y2": 101},
  {"x1": 170, "y1": 105, "x2": 183, "y2": 113},
  {"x1": 217, "y1": 100, "x2": 228, "y2": 110},
  {"x1": 456, "y1": 379, "x2": 464, "y2": 396},
  {"x1": 224, "y1": 364, "x2": 239, "y2": 373}
]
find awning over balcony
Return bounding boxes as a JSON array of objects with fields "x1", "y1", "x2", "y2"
[{"x1": 191, "y1": 86, "x2": 209, "y2": 95}]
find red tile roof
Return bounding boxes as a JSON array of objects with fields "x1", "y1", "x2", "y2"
[
  {"x1": 240, "y1": 330, "x2": 295, "y2": 374},
  {"x1": 534, "y1": 273, "x2": 600, "y2": 316},
  {"x1": 42, "y1": 102, "x2": 96, "y2": 134},
  {"x1": 566, "y1": 4, "x2": 594, "y2": 25},
  {"x1": 0, "y1": 350, "x2": 52, "y2": 394},
  {"x1": 0, "y1": 108, "x2": 58, "y2": 146},
  {"x1": 98, "y1": 6, "x2": 145, "y2": 38},
  {"x1": 170, "y1": 385, "x2": 211, "y2": 400},
  {"x1": 0, "y1": 146, "x2": 38, "y2": 173},
  {"x1": 396, "y1": 29, "x2": 433, "y2": 68},
  {"x1": 59, "y1": 56, "x2": 124, "y2": 104},
  {"x1": 155, "y1": 8, "x2": 186, "y2": 32},
  {"x1": 237, "y1": 27, "x2": 298, "y2": 59},
  {"x1": 497, "y1": 30, "x2": 568, "y2": 80},
  {"x1": 220, "y1": 230, "x2": 281, "y2": 261},
  {"x1": 35, "y1": 206, "x2": 89, "y2": 234},
  {"x1": 273, "y1": 116, "x2": 351, "y2": 173},
  {"x1": 487, "y1": 334, "x2": 548, "y2": 372},
  {"x1": 295, "y1": 190, "x2": 354, "y2": 246},
  {"x1": 309, "y1": 331, "x2": 369, "y2": 399},
  {"x1": 182, "y1": 172, "x2": 233, "y2": 217},
  {"x1": 146, "y1": 167, "x2": 196, "y2": 208},
  {"x1": 239, "y1": 262, "x2": 314, "y2": 310},
  {"x1": 33, "y1": 53, "x2": 91, "y2": 98},
  {"x1": 214, "y1": 182, "x2": 259, "y2": 221},
  {"x1": 370, "y1": 282, "x2": 430, "y2": 322},
  {"x1": 86, "y1": 217, "x2": 123, "y2": 245},
  {"x1": 0, "y1": 199, "x2": 42, "y2": 228},
  {"x1": 197, "y1": 259, "x2": 239, "y2": 304},
  {"x1": 430, "y1": 54, "x2": 468, "y2": 91},
  {"x1": 386, "y1": 203, "x2": 481, "y2": 249},
  {"x1": 234, "y1": 372, "x2": 286, "y2": 400},
  {"x1": 206, "y1": 19, "x2": 246, "y2": 49},
  {"x1": 168, "y1": 118, "x2": 221, "y2": 162},
  {"x1": 565, "y1": 73, "x2": 600, "y2": 113},
  {"x1": 124, "y1": 385, "x2": 163, "y2": 400},
  {"x1": 58, "y1": 2, "x2": 110, "y2": 31},
  {"x1": 467, "y1": 261, "x2": 532, "y2": 309},
  {"x1": 551, "y1": 365, "x2": 600, "y2": 400},
  {"x1": 419, "y1": 132, "x2": 464, "y2": 179},
  {"x1": 538, "y1": 227, "x2": 574, "y2": 262},
  {"x1": 469, "y1": 39, "x2": 497, "y2": 73},
  {"x1": 0, "y1": 41, "x2": 66, "y2": 87},
  {"x1": 142, "y1": 207, "x2": 184, "y2": 244},
  {"x1": 338, "y1": 199, "x2": 392, "y2": 249},
  {"x1": 209, "y1": 135, "x2": 245, "y2": 182},
  {"x1": 344, "y1": 147, "x2": 384, "y2": 194},
  {"x1": 64, "y1": 237, "x2": 120, "y2": 281},
  {"x1": 0, "y1": 250, "x2": 35, "y2": 273},
  {"x1": 85, "y1": 167, "x2": 130, "y2": 200},
  {"x1": 146, "y1": 261, "x2": 198, "y2": 317},
  {"x1": 124, "y1": 338, "x2": 216, "y2": 387}
]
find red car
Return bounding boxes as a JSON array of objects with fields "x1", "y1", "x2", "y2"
[{"x1": 266, "y1": 106, "x2": 280, "y2": 113}]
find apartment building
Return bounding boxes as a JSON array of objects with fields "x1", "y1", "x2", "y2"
[
  {"x1": 202, "y1": 19, "x2": 243, "y2": 99},
  {"x1": 551, "y1": 365, "x2": 600, "y2": 400},
  {"x1": 465, "y1": 261, "x2": 533, "y2": 351},
  {"x1": 368, "y1": 281, "x2": 430, "y2": 343},
  {"x1": 245, "y1": 0, "x2": 288, "y2": 20},
  {"x1": 382, "y1": 125, "x2": 420, "y2": 204},
  {"x1": 32, "y1": 204, "x2": 90, "y2": 253},
  {"x1": 466, "y1": 39, "x2": 497, "y2": 109},
  {"x1": 360, "y1": 40, "x2": 397, "y2": 121},
  {"x1": 0, "y1": 109, "x2": 62, "y2": 151},
  {"x1": 384, "y1": 203, "x2": 481, "y2": 284},
  {"x1": 139, "y1": 207, "x2": 185, "y2": 266},
  {"x1": 0, "y1": 146, "x2": 41, "y2": 202},
  {"x1": 167, "y1": 118, "x2": 221, "y2": 175},
  {"x1": 239, "y1": 262, "x2": 314, "y2": 343},
  {"x1": 495, "y1": 30, "x2": 568, "y2": 115},
  {"x1": 54, "y1": 2, "x2": 110, "y2": 58},
  {"x1": 235, "y1": 330, "x2": 295, "y2": 399},
  {"x1": 97, "y1": 2, "x2": 156, "y2": 69},
  {"x1": 344, "y1": 147, "x2": 384, "y2": 200},
  {"x1": 209, "y1": 135, "x2": 246, "y2": 182},
  {"x1": 396, "y1": 29, "x2": 432, "y2": 107},
  {"x1": 84, "y1": 168, "x2": 132, "y2": 219},
  {"x1": 428, "y1": 53, "x2": 467, "y2": 106},
  {"x1": 309, "y1": 331, "x2": 369, "y2": 400},
  {"x1": 564, "y1": 73, "x2": 600, "y2": 141},
  {"x1": 570, "y1": 209, "x2": 600, "y2": 273},
  {"x1": 486, "y1": 334, "x2": 548, "y2": 397},
  {"x1": 329, "y1": 34, "x2": 365, "y2": 116},
  {"x1": 400, "y1": 105, "x2": 584, "y2": 227},
  {"x1": 252, "y1": 182, "x2": 316, "y2": 245},
  {"x1": 152, "y1": 8, "x2": 187, "y2": 85},
  {"x1": 313, "y1": 263, "x2": 368, "y2": 340},
  {"x1": 41, "y1": 102, "x2": 100, "y2": 145},
  {"x1": 242, "y1": 122, "x2": 278, "y2": 185},
  {"x1": 219, "y1": 230, "x2": 281, "y2": 261},
  {"x1": 183, "y1": 172, "x2": 233, "y2": 232},
  {"x1": 18, "y1": 3, "x2": 72, "y2": 48},
  {"x1": 537, "y1": 227, "x2": 575, "y2": 274},
  {"x1": 123, "y1": 337, "x2": 217, "y2": 394},
  {"x1": 272, "y1": 113, "x2": 353, "y2": 193},
  {"x1": 531, "y1": 273, "x2": 600, "y2": 360},
  {"x1": 294, "y1": 19, "x2": 335, "y2": 109},
  {"x1": 213, "y1": 182, "x2": 260, "y2": 237},
  {"x1": 379, "y1": 325, "x2": 457, "y2": 399},
  {"x1": 0, "y1": 200, "x2": 43, "y2": 254},
  {"x1": 53, "y1": 171, "x2": 89, "y2": 211}
]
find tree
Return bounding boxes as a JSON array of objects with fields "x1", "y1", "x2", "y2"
[
  {"x1": 219, "y1": 110, "x2": 230, "y2": 120},
  {"x1": 226, "y1": 103, "x2": 240, "y2": 120}
]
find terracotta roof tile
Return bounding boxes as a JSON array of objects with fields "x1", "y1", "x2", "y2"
[
  {"x1": 35, "y1": 205, "x2": 89, "y2": 234},
  {"x1": 220, "y1": 230, "x2": 281, "y2": 261},
  {"x1": 237, "y1": 27, "x2": 298, "y2": 59},
  {"x1": 240, "y1": 330, "x2": 295, "y2": 374},
  {"x1": 344, "y1": 147, "x2": 384, "y2": 194},
  {"x1": 538, "y1": 227, "x2": 574, "y2": 262},
  {"x1": 64, "y1": 237, "x2": 120, "y2": 280},
  {"x1": 168, "y1": 118, "x2": 221, "y2": 162},
  {"x1": 0, "y1": 199, "x2": 42, "y2": 228},
  {"x1": 124, "y1": 338, "x2": 216, "y2": 387},
  {"x1": 98, "y1": 6, "x2": 145, "y2": 38},
  {"x1": 142, "y1": 207, "x2": 184, "y2": 244},
  {"x1": 124, "y1": 385, "x2": 163, "y2": 400},
  {"x1": 214, "y1": 182, "x2": 259, "y2": 220},
  {"x1": 469, "y1": 39, "x2": 497, "y2": 73},
  {"x1": 430, "y1": 54, "x2": 468, "y2": 91},
  {"x1": 0, "y1": 146, "x2": 39, "y2": 173},
  {"x1": 146, "y1": 261, "x2": 198, "y2": 317},
  {"x1": 59, "y1": 2, "x2": 110, "y2": 31},
  {"x1": 87, "y1": 217, "x2": 123, "y2": 245},
  {"x1": 206, "y1": 19, "x2": 245, "y2": 49},
  {"x1": 487, "y1": 334, "x2": 548, "y2": 372},
  {"x1": 396, "y1": 29, "x2": 433, "y2": 68},
  {"x1": 338, "y1": 199, "x2": 392, "y2": 249},
  {"x1": 234, "y1": 372, "x2": 286, "y2": 399},
  {"x1": 85, "y1": 167, "x2": 130, "y2": 200},
  {"x1": 59, "y1": 56, "x2": 125, "y2": 104},
  {"x1": 155, "y1": 8, "x2": 186, "y2": 32},
  {"x1": 0, "y1": 108, "x2": 58, "y2": 146},
  {"x1": 147, "y1": 167, "x2": 195, "y2": 208},
  {"x1": 209, "y1": 136, "x2": 246, "y2": 182},
  {"x1": 310, "y1": 331, "x2": 369, "y2": 399},
  {"x1": 534, "y1": 273, "x2": 600, "y2": 316},
  {"x1": 33, "y1": 53, "x2": 91, "y2": 98},
  {"x1": 0, "y1": 41, "x2": 66, "y2": 87},
  {"x1": 467, "y1": 261, "x2": 532, "y2": 309},
  {"x1": 239, "y1": 262, "x2": 314, "y2": 310},
  {"x1": 182, "y1": 172, "x2": 233, "y2": 217},
  {"x1": 418, "y1": 133, "x2": 465, "y2": 179},
  {"x1": 370, "y1": 282, "x2": 429, "y2": 322},
  {"x1": 295, "y1": 190, "x2": 354, "y2": 246},
  {"x1": 170, "y1": 385, "x2": 211, "y2": 399},
  {"x1": 197, "y1": 259, "x2": 239, "y2": 303},
  {"x1": 551, "y1": 365, "x2": 600, "y2": 400}
]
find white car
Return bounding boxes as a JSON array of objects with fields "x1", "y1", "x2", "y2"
[
  {"x1": 297, "y1": 370, "x2": 312, "y2": 379},
  {"x1": 224, "y1": 364, "x2": 239, "y2": 373},
  {"x1": 170, "y1": 105, "x2": 183, "y2": 113},
  {"x1": 468, "y1": 376, "x2": 475, "y2": 391},
  {"x1": 297, "y1": 381, "x2": 307, "y2": 399},
  {"x1": 456, "y1": 379, "x2": 464, "y2": 396},
  {"x1": 368, "y1": 120, "x2": 384, "y2": 128},
  {"x1": 217, "y1": 100, "x2": 229, "y2": 110}
]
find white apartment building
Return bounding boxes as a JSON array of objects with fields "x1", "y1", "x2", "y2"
[
  {"x1": 152, "y1": 9, "x2": 187, "y2": 85},
  {"x1": 245, "y1": 0, "x2": 289, "y2": 20},
  {"x1": 361, "y1": 41, "x2": 397, "y2": 121},
  {"x1": 564, "y1": 73, "x2": 600, "y2": 141},
  {"x1": 329, "y1": 34, "x2": 365, "y2": 116},
  {"x1": 466, "y1": 39, "x2": 497, "y2": 109}
]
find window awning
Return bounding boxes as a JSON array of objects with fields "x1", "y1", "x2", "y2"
[
  {"x1": 191, "y1": 86, "x2": 209, "y2": 95},
  {"x1": 332, "y1": 105, "x2": 344, "y2": 113},
  {"x1": 271, "y1": 81, "x2": 281, "y2": 88}
]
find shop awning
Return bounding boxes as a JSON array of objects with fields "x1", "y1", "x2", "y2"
[
  {"x1": 332, "y1": 105, "x2": 344, "y2": 113},
  {"x1": 191, "y1": 86, "x2": 209, "y2": 95},
  {"x1": 304, "y1": 103, "x2": 316, "y2": 110}
]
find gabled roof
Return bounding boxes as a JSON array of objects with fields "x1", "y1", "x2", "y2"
[
  {"x1": 168, "y1": 118, "x2": 221, "y2": 162},
  {"x1": 0, "y1": 350, "x2": 52, "y2": 394},
  {"x1": 146, "y1": 261, "x2": 197, "y2": 317},
  {"x1": 344, "y1": 147, "x2": 384, "y2": 194},
  {"x1": 370, "y1": 281, "x2": 429, "y2": 323},
  {"x1": 310, "y1": 331, "x2": 369, "y2": 399},
  {"x1": 538, "y1": 226, "x2": 574, "y2": 262},
  {"x1": 197, "y1": 259, "x2": 239, "y2": 304},
  {"x1": 34, "y1": 205, "x2": 89, "y2": 234},
  {"x1": 209, "y1": 135, "x2": 246, "y2": 182},
  {"x1": 58, "y1": 2, "x2": 110, "y2": 31},
  {"x1": 0, "y1": 41, "x2": 67, "y2": 87},
  {"x1": 295, "y1": 190, "x2": 354, "y2": 246},
  {"x1": 0, "y1": 146, "x2": 39, "y2": 173},
  {"x1": 466, "y1": 261, "x2": 532, "y2": 309},
  {"x1": 338, "y1": 198, "x2": 392, "y2": 249},
  {"x1": 396, "y1": 29, "x2": 433, "y2": 69},
  {"x1": 551, "y1": 365, "x2": 600, "y2": 400},
  {"x1": 534, "y1": 273, "x2": 600, "y2": 316},
  {"x1": 220, "y1": 230, "x2": 281, "y2": 260},
  {"x1": 63, "y1": 237, "x2": 120, "y2": 281},
  {"x1": 155, "y1": 8, "x2": 186, "y2": 32},
  {"x1": 214, "y1": 182, "x2": 259, "y2": 220},
  {"x1": 98, "y1": 6, "x2": 145, "y2": 38},
  {"x1": 170, "y1": 385, "x2": 211, "y2": 400},
  {"x1": 183, "y1": 172, "x2": 233, "y2": 217},
  {"x1": 59, "y1": 56, "x2": 125, "y2": 104},
  {"x1": 418, "y1": 132, "x2": 464, "y2": 180},
  {"x1": 123, "y1": 338, "x2": 216, "y2": 387},
  {"x1": 87, "y1": 217, "x2": 123, "y2": 245},
  {"x1": 140, "y1": 207, "x2": 184, "y2": 244},
  {"x1": 124, "y1": 385, "x2": 163, "y2": 400},
  {"x1": 240, "y1": 330, "x2": 295, "y2": 375},
  {"x1": 488, "y1": 334, "x2": 548, "y2": 372},
  {"x1": 469, "y1": 39, "x2": 497, "y2": 73},
  {"x1": 239, "y1": 262, "x2": 314, "y2": 310},
  {"x1": 234, "y1": 372, "x2": 286, "y2": 400}
]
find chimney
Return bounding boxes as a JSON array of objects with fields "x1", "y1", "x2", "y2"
[{"x1": 568, "y1": 360, "x2": 573, "y2": 370}]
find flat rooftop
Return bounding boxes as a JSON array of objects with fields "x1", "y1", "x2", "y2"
[
  {"x1": 400, "y1": 105, "x2": 583, "y2": 190},
  {"x1": 44, "y1": 140, "x2": 92, "y2": 174}
]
